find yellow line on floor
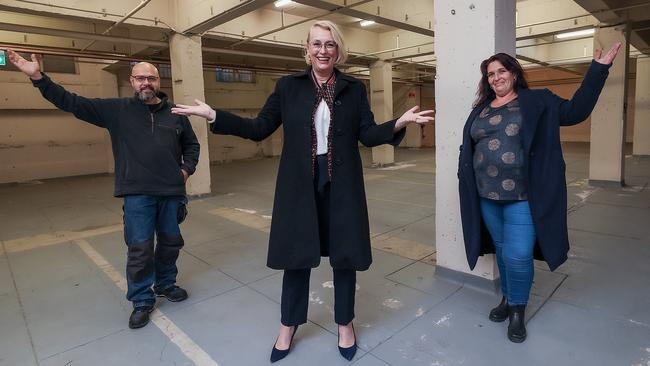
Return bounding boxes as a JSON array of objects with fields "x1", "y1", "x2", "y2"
[
  {"x1": 380, "y1": 178, "x2": 435, "y2": 187},
  {"x1": 208, "y1": 207, "x2": 271, "y2": 233},
  {"x1": 363, "y1": 173, "x2": 387, "y2": 181},
  {"x1": 74, "y1": 239, "x2": 219, "y2": 366},
  {"x1": 366, "y1": 196, "x2": 435, "y2": 209},
  {"x1": 208, "y1": 207, "x2": 437, "y2": 264},
  {"x1": 3, "y1": 224, "x2": 123, "y2": 254},
  {"x1": 371, "y1": 234, "x2": 436, "y2": 261},
  {"x1": 75, "y1": 239, "x2": 128, "y2": 292}
]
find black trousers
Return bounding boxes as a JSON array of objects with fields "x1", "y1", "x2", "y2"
[
  {"x1": 281, "y1": 268, "x2": 356, "y2": 326},
  {"x1": 280, "y1": 154, "x2": 356, "y2": 326}
]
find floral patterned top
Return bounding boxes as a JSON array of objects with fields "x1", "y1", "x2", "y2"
[{"x1": 470, "y1": 98, "x2": 527, "y2": 201}]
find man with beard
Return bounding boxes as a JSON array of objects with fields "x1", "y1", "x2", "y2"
[{"x1": 6, "y1": 50, "x2": 200, "y2": 329}]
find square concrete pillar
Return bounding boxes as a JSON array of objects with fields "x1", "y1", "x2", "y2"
[
  {"x1": 97, "y1": 66, "x2": 118, "y2": 174},
  {"x1": 262, "y1": 129, "x2": 283, "y2": 157},
  {"x1": 370, "y1": 61, "x2": 395, "y2": 166},
  {"x1": 589, "y1": 26, "x2": 629, "y2": 186},
  {"x1": 633, "y1": 57, "x2": 650, "y2": 157},
  {"x1": 169, "y1": 33, "x2": 211, "y2": 196},
  {"x1": 434, "y1": 0, "x2": 516, "y2": 288}
]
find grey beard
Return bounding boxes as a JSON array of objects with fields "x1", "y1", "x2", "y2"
[{"x1": 137, "y1": 90, "x2": 155, "y2": 101}]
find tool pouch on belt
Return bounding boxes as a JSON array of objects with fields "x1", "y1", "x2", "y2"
[{"x1": 177, "y1": 196, "x2": 188, "y2": 224}]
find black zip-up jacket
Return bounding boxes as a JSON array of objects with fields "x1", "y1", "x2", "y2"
[{"x1": 32, "y1": 73, "x2": 200, "y2": 197}]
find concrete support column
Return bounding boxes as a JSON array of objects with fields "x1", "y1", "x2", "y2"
[
  {"x1": 169, "y1": 33, "x2": 211, "y2": 196},
  {"x1": 434, "y1": 0, "x2": 516, "y2": 287},
  {"x1": 589, "y1": 26, "x2": 629, "y2": 185},
  {"x1": 97, "y1": 65, "x2": 118, "y2": 174},
  {"x1": 370, "y1": 61, "x2": 394, "y2": 165},
  {"x1": 262, "y1": 129, "x2": 283, "y2": 157},
  {"x1": 403, "y1": 86, "x2": 422, "y2": 148},
  {"x1": 633, "y1": 57, "x2": 650, "y2": 156}
]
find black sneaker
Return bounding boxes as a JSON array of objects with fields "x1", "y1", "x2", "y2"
[
  {"x1": 129, "y1": 305, "x2": 154, "y2": 329},
  {"x1": 155, "y1": 285, "x2": 188, "y2": 302}
]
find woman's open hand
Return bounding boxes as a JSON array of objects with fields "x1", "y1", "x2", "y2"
[
  {"x1": 394, "y1": 106, "x2": 435, "y2": 132},
  {"x1": 594, "y1": 42, "x2": 622, "y2": 65},
  {"x1": 171, "y1": 99, "x2": 216, "y2": 121}
]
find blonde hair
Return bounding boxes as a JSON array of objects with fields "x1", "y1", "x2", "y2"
[{"x1": 304, "y1": 20, "x2": 348, "y2": 65}]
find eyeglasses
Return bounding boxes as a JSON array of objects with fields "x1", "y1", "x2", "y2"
[
  {"x1": 131, "y1": 75, "x2": 159, "y2": 83},
  {"x1": 309, "y1": 41, "x2": 337, "y2": 51}
]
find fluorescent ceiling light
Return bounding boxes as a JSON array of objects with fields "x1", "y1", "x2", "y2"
[
  {"x1": 360, "y1": 20, "x2": 375, "y2": 27},
  {"x1": 556, "y1": 28, "x2": 594, "y2": 39},
  {"x1": 274, "y1": 0, "x2": 294, "y2": 7}
]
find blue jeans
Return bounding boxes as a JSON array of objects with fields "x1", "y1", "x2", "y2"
[
  {"x1": 123, "y1": 195, "x2": 186, "y2": 308},
  {"x1": 479, "y1": 198, "x2": 536, "y2": 305}
]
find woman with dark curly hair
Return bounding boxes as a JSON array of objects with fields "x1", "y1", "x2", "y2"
[{"x1": 458, "y1": 42, "x2": 620, "y2": 343}]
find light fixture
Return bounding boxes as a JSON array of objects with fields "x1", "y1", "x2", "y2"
[
  {"x1": 360, "y1": 20, "x2": 375, "y2": 27},
  {"x1": 274, "y1": 0, "x2": 294, "y2": 8},
  {"x1": 555, "y1": 28, "x2": 595, "y2": 39}
]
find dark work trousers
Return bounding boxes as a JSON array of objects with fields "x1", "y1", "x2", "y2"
[
  {"x1": 123, "y1": 195, "x2": 186, "y2": 308},
  {"x1": 280, "y1": 154, "x2": 357, "y2": 326}
]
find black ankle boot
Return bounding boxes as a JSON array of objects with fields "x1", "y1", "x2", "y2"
[
  {"x1": 507, "y1": 305, "x2": 527, "y2": 343},
  {"x1": 489, "y1": 296, "x2": 508, "y2": 322}
]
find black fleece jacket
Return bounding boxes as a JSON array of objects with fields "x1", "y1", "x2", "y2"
[{"x1": 32, "y1": 73, "x2": 200, "y2": 197}]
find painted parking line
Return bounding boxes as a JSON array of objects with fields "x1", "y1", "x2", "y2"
[
  {"x1": 75, "y1": 239, "x2": 219, "y2": 366},
  {"x1": 208, "y1": 207, "x2": 271, "y2": 233},
  {"x1": 3, "y1": 224, "x2": 123, "y2": 254},
  {"x1": 371, "y1": 234, "x2": 436, "y2": 261},
  {"x1": 376, "y1": 163, "x2": 417, "y2": 171},
  {"x1": 208, "y1": 207, "x2": 437, "y2": 264}
]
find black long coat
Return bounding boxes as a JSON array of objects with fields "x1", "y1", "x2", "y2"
[
  {"x1": 458, "y1": 61, "x2": 610, "y2": 271},
  {"x1": 211, "y1": 69, "x2": 405, "y2": 270}
]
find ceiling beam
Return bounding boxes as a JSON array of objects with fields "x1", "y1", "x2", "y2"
[
  {"x1": 292, "y1": 0, "x2": 434, "y2": 36},
  {"x1": 517, "y1": 54, "x2": 583, "y2": 76},
  {"x1": 229, "y1": 0, "x2": 375, "y2": 48},
  {"x1": 0, "y1": 22, "x2": 167, "y2": 47},
  {"x1": 516, "y1": 25, "x2": 595, "y2": 42},
  {"x1": 202, "y1": 46, "x2": 306, "y2": 62},
  {"x1": 183, "y1": 0, "x2": 277, "y2": 35},
  {"x1": 631, "y1": 19, "x2": 650, "y2": 31},
  {"x1": 80, "y1": 0, "x2": 153, "y2": 52},
  {"x1": 385, "y1": 50, "x2": 435, "y2": 61}
]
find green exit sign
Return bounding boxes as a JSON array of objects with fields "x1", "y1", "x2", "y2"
[{"x1": 0, "y1": 51, "x2": 5, "y2": 66}]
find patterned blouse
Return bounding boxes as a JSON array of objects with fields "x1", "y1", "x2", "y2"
[
  {"x1": 310, "y1": 69, "x2": 336, "y2": 180},
  {"x1": 470, "y1": 98, "x2": 528, "y2": 201}
]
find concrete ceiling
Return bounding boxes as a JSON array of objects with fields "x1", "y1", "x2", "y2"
[
  {"x1": 1, "y1": 0, "x2": 648, "y2": 84},
  {"x1": 261, "y1": 1, "x2": 396, "y2": 33},
  {"x1": 574, "y1": 0, "x2": 650, "y2": 54}
]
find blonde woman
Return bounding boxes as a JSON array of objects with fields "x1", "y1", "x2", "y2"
[{"x1": 172, "y1": 21, "x2": 433, "y2": 361}]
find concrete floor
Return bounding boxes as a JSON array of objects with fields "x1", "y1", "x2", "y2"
[{"x1": 1, "y1": 144, "x2": 649, "y2": 366}]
